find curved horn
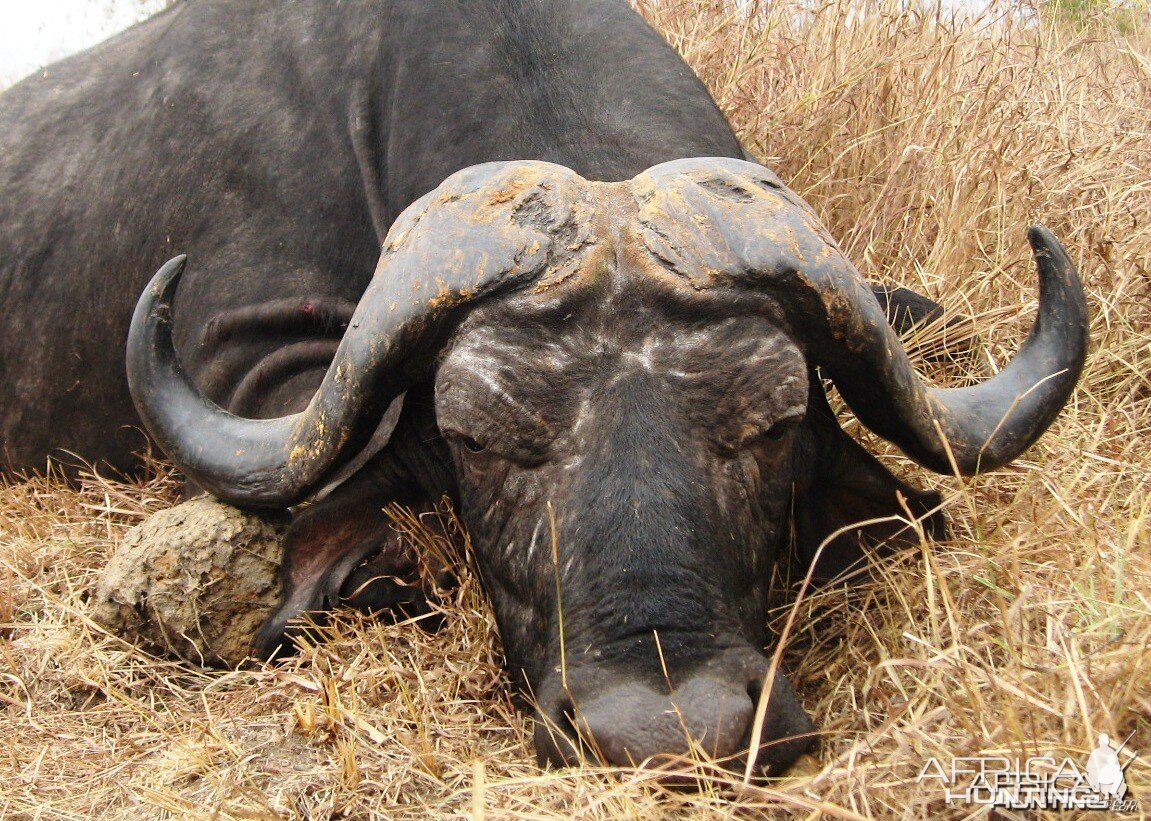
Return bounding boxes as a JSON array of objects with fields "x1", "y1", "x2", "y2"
[
  {"x1": 815, "y1": 225, "x2": 1088, "y2": 474},
  {"x1": 636, "y1": 158, "x2": 1089, "y2": 475},
  {"x1": 127, "y1": 161, "x2": 593, "y2": 507}
]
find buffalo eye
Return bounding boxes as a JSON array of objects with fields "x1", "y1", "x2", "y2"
[
  {"x1": 763, "y1": 421, "x2": 792, "y2": 441},
  {"x1": 461, "y1": 435, "x2": 486, "y2": 453},
  {"x1": 750, "y1": 416, "x2": 802, "y2": 447}
]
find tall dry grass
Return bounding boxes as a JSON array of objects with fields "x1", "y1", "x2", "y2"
[{"x1": 2, "y1": 1, "x2": 1149, "y2": 818}]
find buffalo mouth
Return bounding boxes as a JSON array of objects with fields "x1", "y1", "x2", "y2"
[{"x1": 529, "y1": 647, "x2": 818, "y2": 779}]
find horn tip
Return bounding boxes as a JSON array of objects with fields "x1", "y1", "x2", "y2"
[
  {"x1": 148, "y1": 254, "x2": 189, "y2": 301},
  {"x1": 1026, "y1": 224, "x2": 1066, "y2": 261},
  {"x1": 159, "y1": 253, "x2": 189, "y2": 274},
  {"x1": 1026, "y1": 223, "x2": 1053, "y2": 244},
  {"x1": 1026, "y1": 225, "x2": 1084, "y2": 302}
]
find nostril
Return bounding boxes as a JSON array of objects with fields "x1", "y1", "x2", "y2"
[
  {"x1": 746, "y1": 673, "x2": 820, "y2": 774},
  {"x1": 555, "y1": 696, "x2": 578, "y2": 739},
  {"x1": 534, "y1": 695, "x2": 584, "y2": 768}
]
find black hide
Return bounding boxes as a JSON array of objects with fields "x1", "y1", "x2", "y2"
[{"x1": 0, "y1": 0, "x2": 741, "y2": 474}]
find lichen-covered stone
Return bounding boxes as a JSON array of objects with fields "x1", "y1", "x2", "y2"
[{"x1": 93, "y1": 497, "x2": 286, "y2": 668}]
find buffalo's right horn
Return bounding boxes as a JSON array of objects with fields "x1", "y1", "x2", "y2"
[{"x1": 127, "y1": 161, "x2": 593, "y2": 507}]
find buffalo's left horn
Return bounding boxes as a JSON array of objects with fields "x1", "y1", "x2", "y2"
[
  {"x1": 640, "y1": 158, "x2": 1089, "y2": 475},
  {"x1": 127, "y1": 161, "x2": 591, "y2": 507},
  {"x1": 815, "y1": 225, "x2": 1088, "y2": 474}
]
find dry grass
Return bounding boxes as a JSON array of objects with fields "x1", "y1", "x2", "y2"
[{"x1": 3, "y1": 1, "x2": 1150, "y2": 817}]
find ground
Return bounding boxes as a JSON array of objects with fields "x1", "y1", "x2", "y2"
[{"x1": 2, "y1": 0, "x2": 1149, "y2": 818}]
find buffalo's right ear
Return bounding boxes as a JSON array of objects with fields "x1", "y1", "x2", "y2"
[
  {"x1": 869, "y1": 283, "x2": 945, "y2": 336},
  {"x1": 251, "y1": 468, "x2": 455, "y2": 660},
  {"x1": 252, "y1": 385, "x2": 460, "y2": 659},
  {"x1": 252, "y1": 471, "x2": 404, "y2": 658},
  {"x1": 869, "y1": 282, "x2": 979, "y2": 367},
  {"x1": 790, "y1": 379, "x2": 946, "y2": 583}
]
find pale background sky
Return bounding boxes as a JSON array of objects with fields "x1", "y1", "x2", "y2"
[
  {"x1": 0, "y1": 0, "x2": 1028, "y2": 89},
  {"x1": 0, "y1": 0, "x2": 166, "y2": 86}
]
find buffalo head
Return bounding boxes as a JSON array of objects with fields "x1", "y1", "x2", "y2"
[{"x1": 126, "y1": 158, "x2": 1088, "y2": 775}]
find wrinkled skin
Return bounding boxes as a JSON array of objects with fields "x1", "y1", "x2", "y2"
[
  {"x1": 428, "y1": 217, "x2": 943, "y2": 771},
  {"x1": 227, "y1": 157, "x2": 1078, "y2": 775},
  {"x1": 437, "y1": 277, "x2": 815, "y2": 767},
  {"x1": 132, "y1": 154, "x2": 1077, "y2": 778},
  {"x1": 438, "y1": 296, "x2": 807, "y2": 681},
  {"x1": 242, "y1": 270, "x2": 945, "y2": 773}
]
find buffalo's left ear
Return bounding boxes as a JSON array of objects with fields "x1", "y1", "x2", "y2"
[{"x1": 790, "y1": 378, "x2": 945, "y2": 582}]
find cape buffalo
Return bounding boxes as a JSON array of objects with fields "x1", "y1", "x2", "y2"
[{"x1": 0, "y1": 0, "x2": 1088, "y2": 775}]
